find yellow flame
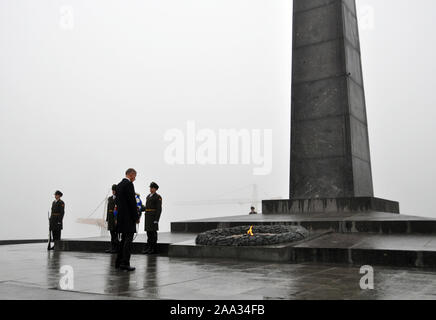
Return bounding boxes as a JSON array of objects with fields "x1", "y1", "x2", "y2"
[{"x1": 247, "y1": 226, "x2": 254, "y2": 236}]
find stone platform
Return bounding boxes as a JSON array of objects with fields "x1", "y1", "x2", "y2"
[
  {"x1": 169, "y1": 231, "x2": 330, "y2": 263},
  {"x1": 171, "y1": 212, "x2": 436, "y2": 234},
  {"x1": 4, "y1": 243, "x2": 436, "y2": 300},
  {"x1": 56, "y1": 212, "x2": 436, "y2": 268},
  {"x1": 169, "y1": 232, "x2": 436, "y2": 268}
]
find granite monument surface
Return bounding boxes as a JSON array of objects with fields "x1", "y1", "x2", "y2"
[{"x1": 266, "y1": 0, "x2": 399, "y2": 214}]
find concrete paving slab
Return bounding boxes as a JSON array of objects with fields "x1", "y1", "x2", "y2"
[{"x1": 1, "y1": 244, "x2": 436, "y2": 300}]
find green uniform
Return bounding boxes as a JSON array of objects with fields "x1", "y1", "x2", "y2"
[
  {"x1": 50, "y1": 199, "x2": 65, "y2": 242},
  {"x1": 144, "y1": 193, "x2": 162, "y2": 232},
  {"x1": 106, "y1": 195, "x2": 118, "y2": 253},
  {"x1": 106, "y1": 196, "x2": 117, "y2": 231},
  {"x1": 50, "y1": 200, "x2": 65, "y2": 231}
]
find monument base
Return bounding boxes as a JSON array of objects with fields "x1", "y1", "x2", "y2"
[
  {"x1": 55, "y1": 212, "x2": 436, "y2": 268},
  {"x1": 262, "y1": 197, "x2": 400, "y2": 215}
]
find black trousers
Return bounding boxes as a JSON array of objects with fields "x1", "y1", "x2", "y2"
[
  {"x1": 116, "y1": 233, "x2": 134, "y2": 267},
  {"x1": 51, "y1": 230, "x2": 61, "y2": 241},
  {"x1": 147, "y1": 231, "x2": 158, "y2": 248},
  {"x1": 110, "y1": 231, "x2": 119, "y2": 250}
]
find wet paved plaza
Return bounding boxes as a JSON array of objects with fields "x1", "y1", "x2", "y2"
[{"x1": 1, "y1": 243, "x2": 436, "y2": 300}]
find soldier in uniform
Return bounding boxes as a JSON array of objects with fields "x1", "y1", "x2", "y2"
[
  {"x1": 48, "y1": 190, "x2": 65, "y2": 250},
  {"x1": 105, "y1": 184, "x2": 118, "y2": 253},
  {"x1": 142, "y1": 182, "x2": 162, "y2": 255}
]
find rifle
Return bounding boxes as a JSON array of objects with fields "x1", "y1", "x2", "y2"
[{"x1": 47, "y1": 210, "x2": 52, "y2": 250}]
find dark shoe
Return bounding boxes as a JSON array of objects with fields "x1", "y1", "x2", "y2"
[
  {"x1": 47, "y1": 246, "x2": 55, "y2": 251},
  {"x1": 142, "y1": 247, "x2": 151, "y2": 254},
  {"x1": 105, "y1": 249, "x2": 112, "y2": 253},
  {"x1": 120, "y1": 265, "x2": 135, "y2": 272}
]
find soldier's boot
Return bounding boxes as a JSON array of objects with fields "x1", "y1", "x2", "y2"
[
  {"x1": 105, "y1": 242, "x2": 114, "y2": 253},
  {"x1": 147, "y1": 245, "x2": 158, "y2": 255},
  {"x1": 115, "y1": 257, "x2": 121, "y2": 269},
  {"x1": 120, "y1": 265, "x2": 136, "y2": 272},
  {"x1": 109, "y1": 242, "x2": 118, "y2": 254},
  {"x1": 142, "y1": 246, "x2": 151, "y2": 254}
]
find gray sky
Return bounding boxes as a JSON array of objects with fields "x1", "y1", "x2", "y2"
[{"x1": 0, "y1": 0, "x2": 435, "y2": 240}]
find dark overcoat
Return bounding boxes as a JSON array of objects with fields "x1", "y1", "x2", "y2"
[{"x1": 115, "y1": 179, "x2": 139, "y2": 234}]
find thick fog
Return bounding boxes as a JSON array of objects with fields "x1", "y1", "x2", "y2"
[{"x1": 0, "y1": 0, "x2": 435, "y2": 240}]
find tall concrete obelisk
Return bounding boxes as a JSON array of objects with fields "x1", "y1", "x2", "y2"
[
  {"x1": 264, "y1": 0, "x2": 399, "y2": 214},
  {"x1": 291, "y1": 0, "x2": 373, "y2": 199}
]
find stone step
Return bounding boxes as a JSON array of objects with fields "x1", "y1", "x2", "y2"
[
  {"x1": 171, "y1": 213, "x2": 436, "y2": 235},
  {"x1": 168, "y1": 231, "x2": 329, "y2": 263},
  {"x1": 55, "y1": 232, "x2": 197, "y2": 254},
  {"x1": 54, "y1": 230, "x2": 436, "y2": 268},
  {"x1": 168, "y1": 233, "x2": 436, "y2": 268},
  {"x1": 262, "y1": 198, "x2": 400, "y2": 214},
  {"x1": 0, "y1": 239, "x2": 48, "y2": 246},
  {"x1": 56, "y1": 239, "x2": 171, "y2": 255}
]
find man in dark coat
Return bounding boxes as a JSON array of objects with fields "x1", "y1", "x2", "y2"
[
  {"x1": 48, "y1": 190, "x2": 65, "y2": 250},
  {"x1": 115, "y1": 169, "x2": 139, "y2": 271},
  {"x1": 142, "y1": 182, "x2": 162, "y2": 255},
  {"x1": 105, "y1": 184, "x2": 118, "y2": 253}
]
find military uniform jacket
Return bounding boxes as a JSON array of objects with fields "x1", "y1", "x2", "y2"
[
  {"x1": 144, "y1": 193, "x2": 162, "y2": 232},
  {"x1": 106, "y1": 196, "x2": 117, "y2": 231},
  {"x1": 50, "y1": 200, "x2": 65, "y2": 231}
]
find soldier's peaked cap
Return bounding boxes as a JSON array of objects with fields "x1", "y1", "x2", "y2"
[
  {"x1": 54, "y1": 190, "x2": 63, "y2": 197},
  {"x1": 149, "y1": 182, "x2": 159, "y2": 190}
]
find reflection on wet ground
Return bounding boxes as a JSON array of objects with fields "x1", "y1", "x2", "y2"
[{"x1": 1, "y1": 244, "x2": 435, "y2": 300}]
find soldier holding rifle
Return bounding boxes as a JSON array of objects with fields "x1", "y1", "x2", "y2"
[{"x1": 48, "y1": 190, "x2": 65, "y2": 250}]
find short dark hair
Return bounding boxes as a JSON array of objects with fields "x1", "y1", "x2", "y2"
[
  {"x1": 251, "y1": 207, "x2": 255, "y2": 210},
  {"x1": 125, "y1": 168, "x2": 137, "y2": 176}
]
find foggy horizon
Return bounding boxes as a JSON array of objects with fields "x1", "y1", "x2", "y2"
[{"x1": 1, "y1": 0, "x2": 435, "y2": 240}]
